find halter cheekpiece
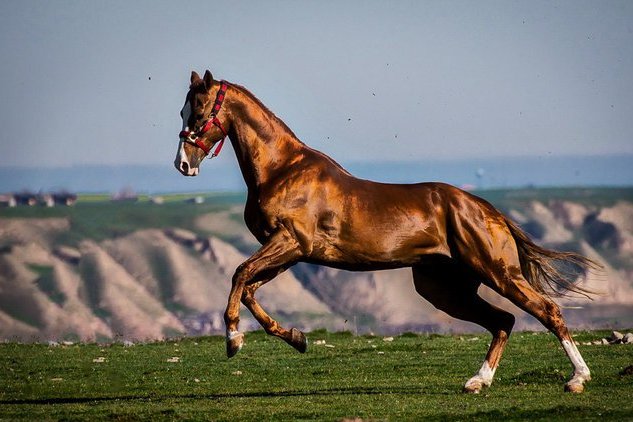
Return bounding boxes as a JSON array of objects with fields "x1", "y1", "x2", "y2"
[{"x1": 179, "y1": 81, "x2": 229, "y2": 158}]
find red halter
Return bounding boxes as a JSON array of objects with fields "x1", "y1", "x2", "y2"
[{"x1": 179, "y1": 81, "x2": 229, "y2": 158}]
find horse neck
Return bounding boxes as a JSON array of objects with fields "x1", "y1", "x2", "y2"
[{"x1": 226, "y1": 85, "x2": 306, "y2": 189}]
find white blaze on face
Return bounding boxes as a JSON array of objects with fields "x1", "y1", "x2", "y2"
[
  {"x1": 177, "y1": 100, "x2": 194, "y2": 173},
  {"x1": 181, "y1": 100, "x2": 192, "y2": 132}
]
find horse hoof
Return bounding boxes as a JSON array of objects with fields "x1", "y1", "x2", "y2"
[
  {"x1": 564, "y1": 382, "x2": 584, "y2": 394},
  {"x1": 226, "y1": 332, "x2": 244, "y2": 358},
  {"x1": 289, "y1": 328, "x2": 308, "y2": 353},
  {"x1": 463, "y1": 379, "x2": 484, "y2": 394},
  {"x1": 463, "y1": 385, "x2": 482, "y2": 394}
]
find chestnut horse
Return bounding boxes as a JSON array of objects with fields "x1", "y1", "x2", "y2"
[{"x1": 175, "y1": 70, "x2": 596, "y2": 393}]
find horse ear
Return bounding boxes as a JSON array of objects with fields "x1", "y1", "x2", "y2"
[
  {"x1": 203, "y1": 70, "x2": 214, "y2": 91},
  {"x1": 190, "y1": 71, "x2": 201, "y2": 84}
]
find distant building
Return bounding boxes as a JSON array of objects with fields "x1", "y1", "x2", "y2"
[
  {"x1": 52, "y1": 192, "x2": 77, "y2": 206},
  {"x1": 0, "y1": 194, "x2": 16, "y2": 208},
  {"x1": 40, "y1": 193, "x2": 55, "y2": 207},
  {"x1": 186, "y1": 196, "x2": 205, "y2": 205},
  {"x1": 1, "y1": 192, "x2": 77, "y2": 207},
  {"x1": 13, "y1": 192, "x2": 38, "y2": 206},
  {"x1": 111, "y1": 188, "x2": 138, "y2": 202}
]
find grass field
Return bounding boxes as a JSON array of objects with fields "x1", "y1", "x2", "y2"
[{"x1": 1, "y1": 330, "x2": 632, "y2": 421}]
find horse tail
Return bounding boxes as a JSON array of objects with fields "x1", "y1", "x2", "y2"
[{"x1": 503, "y1": 216, "x2": 600, "y2": 299}]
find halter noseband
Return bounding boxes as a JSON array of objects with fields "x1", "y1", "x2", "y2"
[{"x1": 179, "y1": 81, "x2": 229, "y2": 158}]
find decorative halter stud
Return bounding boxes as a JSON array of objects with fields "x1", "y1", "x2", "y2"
[{"x1": 179, "y1": 81, "x2": 229, "y2": 158}]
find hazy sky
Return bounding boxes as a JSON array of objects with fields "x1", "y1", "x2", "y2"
[{"x1": 1, "y1": 0, "x2": 632, "y2": 168}]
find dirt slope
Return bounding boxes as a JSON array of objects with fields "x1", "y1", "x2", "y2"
[
  {"x1": 1, "y1": 197, "x2": 632, "y2": 341},
  {"x1": 0, "y1": 220, "x2": 332, "y2": 341}
]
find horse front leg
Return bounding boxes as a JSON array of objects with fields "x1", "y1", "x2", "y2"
[
  {"x1": 223, "y1": 229, "x2": 302, "y2": 357},
  {"x1": 242, "y1": 281, "x2": 307, "y2": 353}
]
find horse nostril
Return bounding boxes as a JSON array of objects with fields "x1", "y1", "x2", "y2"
[{"x1": 180, "y1": 161, "x2": 189, "y2": 174}]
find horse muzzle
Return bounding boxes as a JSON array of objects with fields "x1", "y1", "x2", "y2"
[{"x1": 175, "y1": 157, "x2": 199, "y2": 176}]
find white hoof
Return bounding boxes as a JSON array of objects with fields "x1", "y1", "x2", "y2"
[
  {"x1": 464, "y1": 376, "x2": 490, "y2": 394},
  {"x1": 463, "y1": 361, "x2": 495, "y2": 393},
  {"x1": 565, "y1": 371, "x2": 590, "y2": 393}
]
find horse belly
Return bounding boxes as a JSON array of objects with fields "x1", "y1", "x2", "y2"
[{"x1": 311, "y1": 214, "x2": 449, "y2": 269}]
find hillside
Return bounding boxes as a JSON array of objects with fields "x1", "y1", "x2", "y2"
[{"x1": 0, "y1": 188, "x2": 632, "y2": 341}]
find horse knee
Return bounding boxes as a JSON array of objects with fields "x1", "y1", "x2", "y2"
[
  {"x1": 241, "y1": 286, "x2": 256, "y2": 304},
  {"x1": 233, "y1": 265, "x2": 252, "y2": 285},
  {"x1": 475, "y1": 307, "x2": 514, "y2": 338}
]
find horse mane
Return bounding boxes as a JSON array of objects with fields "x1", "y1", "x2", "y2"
[{"x1": 228, "y1": 82, "x2": 301, "y2": 142}]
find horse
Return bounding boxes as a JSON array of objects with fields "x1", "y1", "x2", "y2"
[{"x1": 174, "y1": 70, "x2": 597, "y2": 393}]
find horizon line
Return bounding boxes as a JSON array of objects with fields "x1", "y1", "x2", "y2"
[{"x1": 1, "y1": 152, "x2": 632, "y2": 170}]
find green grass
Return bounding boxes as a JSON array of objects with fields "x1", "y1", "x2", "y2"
[
  {"x1": 1, "y1": 331, "x2": 632, "y2": 421},
  {"x1": 0, "y1": 192, "x2": 246, "y2": 245},
  {"x1": 476, "y1": 186, "x2": 633, "y2": 209}
]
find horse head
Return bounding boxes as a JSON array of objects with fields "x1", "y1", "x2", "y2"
[{"x1": 174, "y1": 70, "x2": 229, "y2": 176}]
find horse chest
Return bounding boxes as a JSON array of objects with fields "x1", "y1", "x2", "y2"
[{"x1": 243, "y1": 198, "x2": 275, "y2": 243}]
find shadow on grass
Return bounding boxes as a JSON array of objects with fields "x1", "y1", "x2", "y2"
[
  {"x1": 433, "y1": 405, "x2": 628, "y2": 420},
  {"x1": 0, "y1": 385, "x2": 440, "y2": 406},
  {"x1": 4, "y1": 389, "x2": 623, "y2": 420},
  {"x1": 509, "y1": 367, "x2": 567, "y2": 385}
]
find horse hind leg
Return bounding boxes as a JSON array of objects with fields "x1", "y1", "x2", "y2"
[
  {"x1": 412, "y1": 263, "x2": 515, "y2": 393},
  {"x1": 453, "y1": 209, "x2": 591, "y2": 393},
  {"x1": 482, "y1": 267, "x2": 590, "y2": 393}
]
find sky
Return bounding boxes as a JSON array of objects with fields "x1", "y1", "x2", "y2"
[{"x1": 0, "y1": 1, "x2": 632, "y2": 171}]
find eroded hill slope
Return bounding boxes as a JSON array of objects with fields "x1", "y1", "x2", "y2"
[{"x1": 1, "y1": 193, "x2": 632, "y2": 341}]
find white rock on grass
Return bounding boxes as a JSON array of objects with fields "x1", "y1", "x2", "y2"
[
  {"x1": 598, "y1": 332, "x2": 633, "y2": 345},
  {"x1": 608, "y1": 331, "x2": 624, "y2": 344}
]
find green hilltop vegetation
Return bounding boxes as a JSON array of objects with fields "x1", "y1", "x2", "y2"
[
  {"x1": 2, "y1": 186, "x2": 631, "y2": 248},
  {"x1": 476, "y1": 186, "x2": 633, "y2": 209},
  {"x1": 1, "y1": 330, "x2": 632, "y2": 420},
  {"x1": 0, "y1": 191, "x2": 247, "y2": 247}
]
